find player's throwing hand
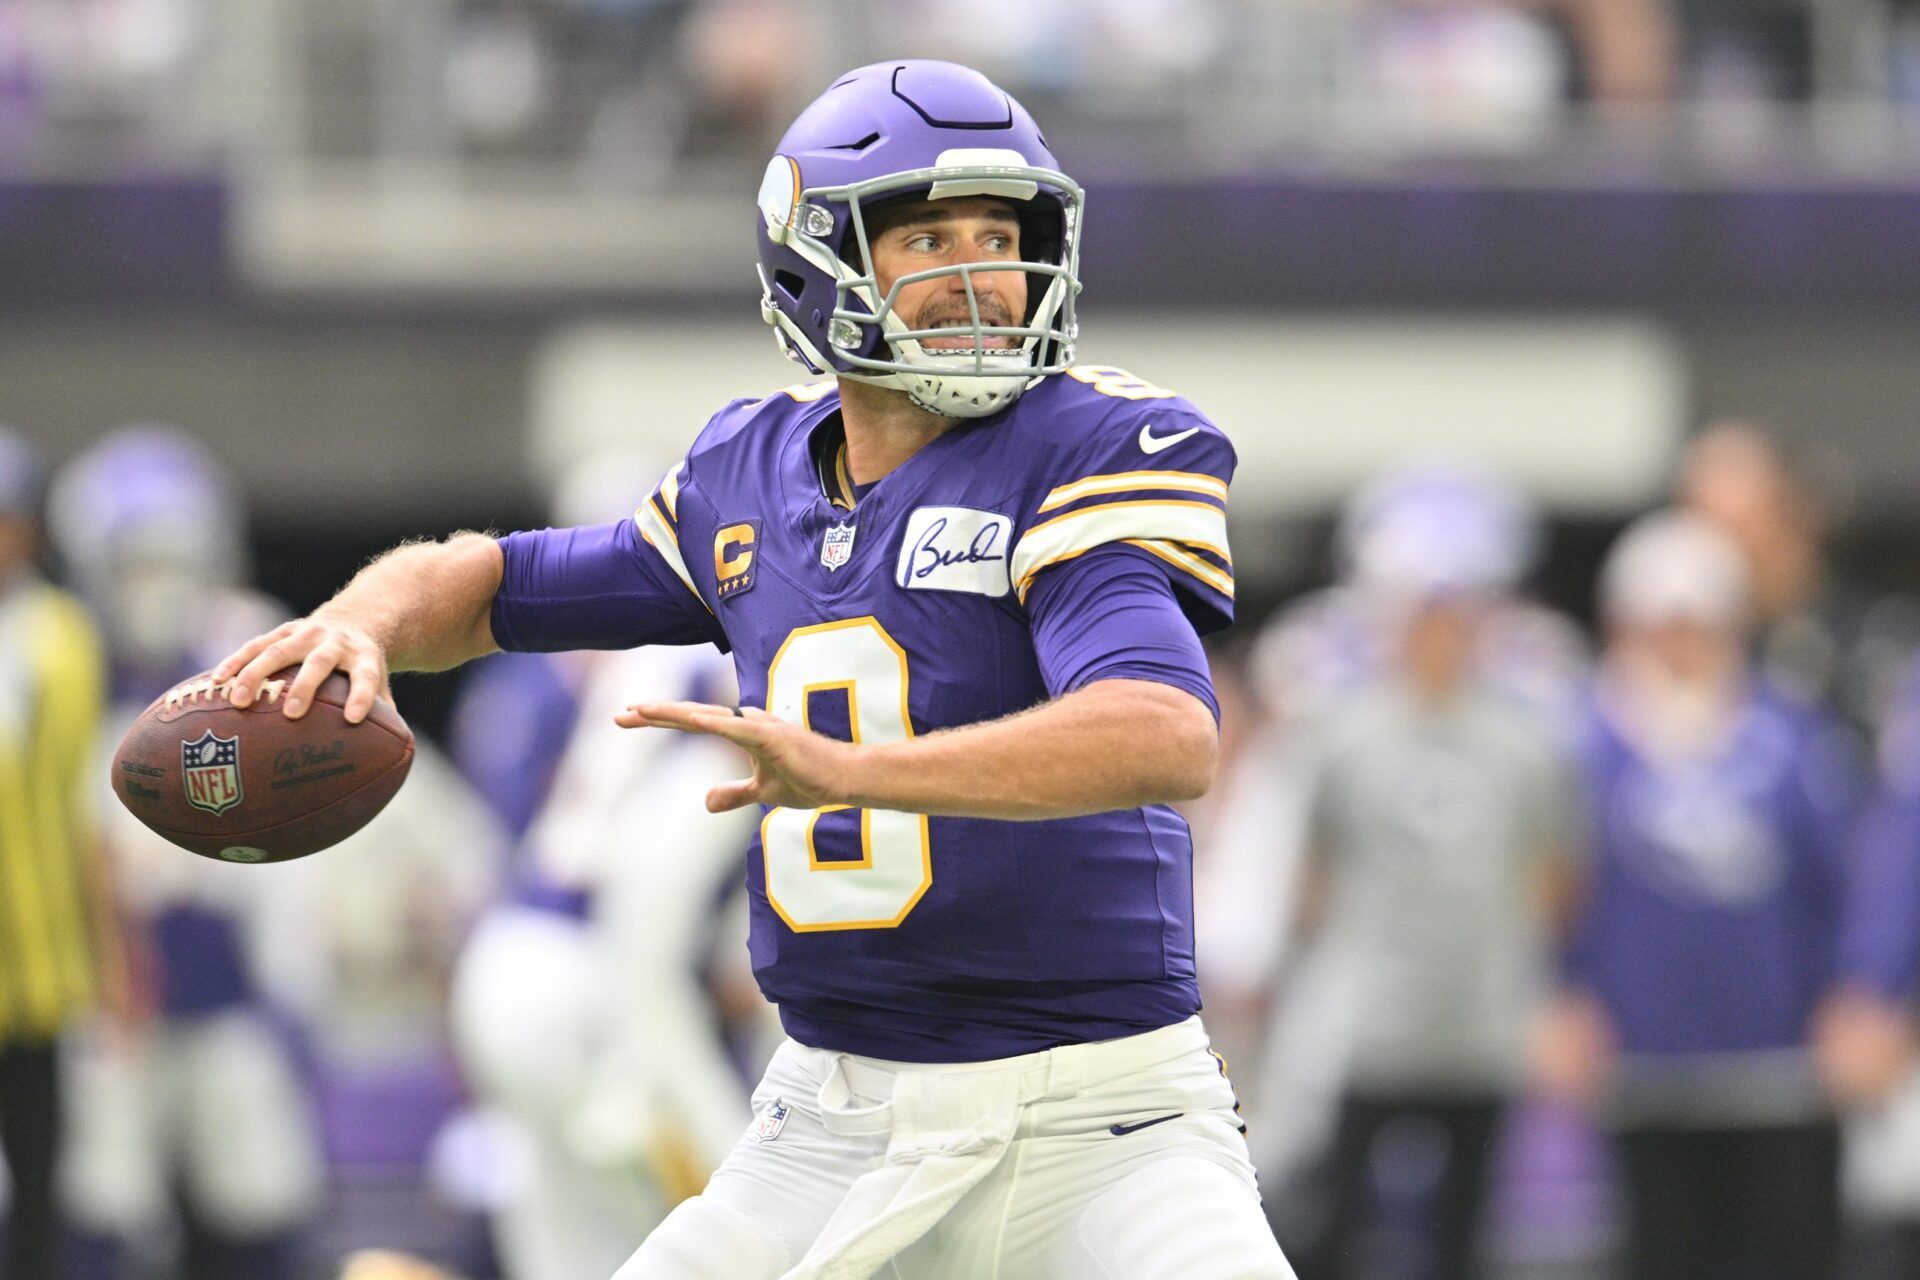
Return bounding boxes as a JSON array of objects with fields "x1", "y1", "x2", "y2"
[
  {"x1": 211, "y1": 615, "x2": 391, "y2": 723},
  {"x1": 616, "y1": 701, "x2": 855, "y2": 813}
]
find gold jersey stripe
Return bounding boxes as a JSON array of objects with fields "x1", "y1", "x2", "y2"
[
  {"x1": 1037, "y1": 469, "x2": 1228, "y2": 513},
  {"x1": 1125, "y1": 539, "x2": 1235, "y2": 597}
]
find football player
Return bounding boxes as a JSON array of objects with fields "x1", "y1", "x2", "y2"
[
  {"x1": 52, "y1": 428, "x2": 503, "y2": 1280},
  {"x1": 49, "y1": 427, "x2": 328, "y2": 1280},
  {"x1": 213, "y1": 61, "x2": 1292, "y2": 1279},
  {"x1": 446, "y1": 455, "x2": 764, "y2": 1280}
]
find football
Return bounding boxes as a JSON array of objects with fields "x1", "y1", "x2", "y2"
[{"x1": 112, "y1": 669, "x2": 414, "y2": 864}]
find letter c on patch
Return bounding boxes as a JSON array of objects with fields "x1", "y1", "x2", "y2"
[{"x1": 714, "y1": 522, "x2": 759, "y2": 598}]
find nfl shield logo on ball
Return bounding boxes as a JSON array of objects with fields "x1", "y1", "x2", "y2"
[
  {"x1": 820, "y1": 522, "x2": 857, "y2": 571},
  {"x1": 181, "y1": 730, "x2": 243, "y2": 816}
]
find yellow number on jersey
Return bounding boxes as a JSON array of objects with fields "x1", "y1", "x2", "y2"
[{"x1": 1066, "y1": 365, "x2": 1178, "y2": 401}]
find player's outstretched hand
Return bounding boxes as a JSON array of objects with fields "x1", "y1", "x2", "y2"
[
  {"x1": 210, "y1": 615, "x2": 391, "y2": 724},
  {"x1": 617, "y1": 701, "x2": 855, "y2": 813}
]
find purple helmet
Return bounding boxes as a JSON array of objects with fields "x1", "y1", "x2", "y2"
[
  {"x1": 1337, "y1": 464, "x2": 1541, "y2": 599},
  {"x1": 48, "y1": 426, "x2": 247, "y2": 666},
  {"x1": 755, "y1": 61, "x2": 1083, "y2": 419}
]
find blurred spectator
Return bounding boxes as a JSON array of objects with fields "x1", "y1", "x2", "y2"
[
  {"x1": 1537, "y1": 510, "x2": 1872, "y2": 1280},
  {"x1": 1282, "y1": 468, "x2": 1584, "y2": 1280},
  {"x1": 0, "y1": 428, "x2": 114, "y2": 1280},
  {"x1": 1680, "y1": 419, "x2": 1920, "y2": 748}
]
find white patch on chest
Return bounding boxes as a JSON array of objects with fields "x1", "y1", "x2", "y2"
[{"x1": 895, "y1": 506, "x2": 1013, "y2": 597}]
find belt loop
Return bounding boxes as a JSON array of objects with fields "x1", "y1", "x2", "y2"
[{"x1": 816, "y1": 1055, "x2": 895, "y2": 1139}]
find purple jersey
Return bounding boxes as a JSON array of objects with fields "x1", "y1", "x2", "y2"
[
  {"x1": 1570, "y1": 683, "x2": 1859, "y2": 1057},
  {"x1": 1842, "y1": 658, "x2": 1920, "y2": 998},
  {"x1": 491, "y1": 367, "x2": 1235, "y2": 1061}
]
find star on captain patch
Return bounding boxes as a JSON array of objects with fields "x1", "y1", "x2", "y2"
[{"x1": 820, "y1": 521, "x2": 857, "y2": 571}]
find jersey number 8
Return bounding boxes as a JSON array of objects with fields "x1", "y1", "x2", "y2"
[{"x1": 761, "y1": 618, "x2": 932, "y2": 931}]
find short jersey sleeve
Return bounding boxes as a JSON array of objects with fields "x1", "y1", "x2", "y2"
[
  {"x1": 1009, "y1": 376, "x2": 1236, "y2": 635},
  {"x1": 1024, "y1": 544, "x2": 1220, "y2": 722},
  {"x1": 491, "y1": 459, "x2": 728, "y2": 653}
]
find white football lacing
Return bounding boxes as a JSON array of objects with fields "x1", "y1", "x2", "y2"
[{"x1": 163, "y1": 676, "x2": 286, "y2": 709}]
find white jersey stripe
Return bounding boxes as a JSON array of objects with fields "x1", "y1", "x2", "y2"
[
  {"x1": 1011, "y1": 499, "x2": 1232, "y2": 600},
  {"x1": 633, "y1": 502, "x2": 710, "y2": 611}
]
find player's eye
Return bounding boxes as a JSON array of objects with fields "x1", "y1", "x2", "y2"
[
  {"x1": 904, "y1": 233, "x2": 940, "y2": 252},
  {"x1": 983, "y1": 233, "x2": 1015, "y2": 254}
]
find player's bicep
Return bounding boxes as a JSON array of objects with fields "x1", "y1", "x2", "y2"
[
  {"x1": 1025, "y1": 544, "x2": 1219, "y2": 723},
  {"x1": 490, "y1": 520, "x2": 725, "y2": 653}
]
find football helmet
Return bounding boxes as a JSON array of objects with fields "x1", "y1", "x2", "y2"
[
  {"x1": 48, "y1": 425, "x2": 247, "y2": 670},
  {"x1": 755, "y1": 61, "x2": 1083, "y2": 419},
  {"x1": 1338, "y1": 464, "x2": 1541, "y2": 599}
]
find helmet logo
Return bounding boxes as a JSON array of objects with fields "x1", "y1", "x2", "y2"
[{"x1": 757, "y1": 156, "x2": 803, "y2": 242}]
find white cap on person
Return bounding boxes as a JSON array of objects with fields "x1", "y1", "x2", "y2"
[{"x1": 1600, "y1": 509, "x2": 1751, "y2": 631}]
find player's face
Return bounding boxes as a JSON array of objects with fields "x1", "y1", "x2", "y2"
[
  {"x1": 868, "y1": 197, "x2": 1028, "y2": 352},
  {"x1": 1628, "y1": 617, "x2": 1743, "y2": 687}
]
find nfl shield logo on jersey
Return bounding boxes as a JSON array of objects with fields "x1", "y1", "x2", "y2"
[
  {"x1": 181, "y1": 730, "x2": 243, "y2": 816},
  {"x1": 820, "y1": 522, "x2": 857, "y2": 572}
]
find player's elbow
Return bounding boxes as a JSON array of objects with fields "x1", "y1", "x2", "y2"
[{"x1": 1132, "y1": 685, "x2": 1220, "y2": 804}]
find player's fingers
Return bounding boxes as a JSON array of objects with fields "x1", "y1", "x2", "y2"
[
  {"x1": 210, "y1": 622, "x2": 294, "y2": 685},
  {"x1": 342, "y1": 656, "x2": 386, "y2": 725},
  {"x1": 706, "y1": 777, "x2": 763, "y2": 812},
  {"x1": 623, "y1": 700, "x2": 735, "y2": 730},
  {"x1": 283, "y1": 645, "x2": 345, "y2": 720},
  {"x1": 230, "y1": 633, "x2": 315, "y2": 707}
]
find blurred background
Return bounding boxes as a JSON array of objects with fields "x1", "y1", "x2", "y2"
[{"x1": 1, "y1": 1, "x2": 1919, "y2": 1278}]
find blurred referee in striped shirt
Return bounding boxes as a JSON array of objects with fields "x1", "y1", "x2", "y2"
[{"x1": 0, "y1": 429, "x2": 115, "y2": 1280}]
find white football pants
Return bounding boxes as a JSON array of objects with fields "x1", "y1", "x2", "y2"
[
  {"x1": 451, "y1": 907, "x2": 676, "y2": 1280},
  {"x1": 614, "y1": 1016, "x2": 1294, "y2": 1279},
  {"x1": 60, "y1": 1011, "x2": 325, "y2": 1238}
]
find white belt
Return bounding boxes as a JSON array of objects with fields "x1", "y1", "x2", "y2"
[{"x1": 777, "y1": 1017, "x2": 1207, "y2": 1280}]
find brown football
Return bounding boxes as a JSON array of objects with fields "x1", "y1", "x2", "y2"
[{"x1": 112, "y1": 669, "x2": 414, "y2": 864}]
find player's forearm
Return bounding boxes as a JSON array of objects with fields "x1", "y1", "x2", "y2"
[
  {"x1": 314, "y1": 534, "x2": 504, "y2": 673},
  {"x1": 843, "y1": 679, "x2": 1217, "y2": 820}
]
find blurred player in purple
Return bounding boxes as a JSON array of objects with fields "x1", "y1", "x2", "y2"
[
  {"x1": 1536, "y1": 510, "x2": 1885, "y2": 1280},
  {"x1": 212, "y1": 59, "x2": 1290, "y2": 1280},
  {"x1": 49, "y1": 427, "x2": 327, "y2": 1280}
]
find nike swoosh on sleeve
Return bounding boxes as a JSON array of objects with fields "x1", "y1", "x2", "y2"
[{"x1": 1138, "y1": 424, "x2": 1200, "y2": 454}]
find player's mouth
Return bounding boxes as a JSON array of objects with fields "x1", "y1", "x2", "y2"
[{"x1": 916, "y1": 315, "x2": 1019, "y2": 353}]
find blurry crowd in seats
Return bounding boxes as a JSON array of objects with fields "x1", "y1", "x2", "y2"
[{"x1": 1, "y1": 414, "x2": 1919, "y2": 1280}]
